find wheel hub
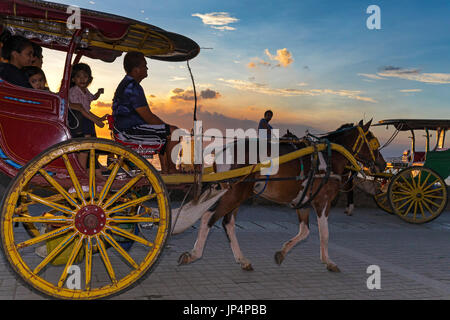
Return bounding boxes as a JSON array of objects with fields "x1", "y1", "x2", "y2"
[{"x1": 75, "y1": 205, "x2": 106, "y2": 236}]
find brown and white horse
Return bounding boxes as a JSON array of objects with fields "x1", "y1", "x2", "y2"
[{"x1": 178, "y1": 120, "x2": 386, "y2": 272}]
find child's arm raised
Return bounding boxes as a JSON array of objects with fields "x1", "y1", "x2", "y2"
[{"x1": 93, "y1": 88, "x2": 104, "y2": 101}]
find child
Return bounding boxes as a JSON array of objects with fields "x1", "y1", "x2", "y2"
[
  {"x1": 69, "y1": 63, "x2": 109, "y2": 171},
  {"x1": 22, "y1": 66, "x2": 49, "y2": 90},
  {"x1": 0, "y1": 35, "x2": 33, "y2": 88}
]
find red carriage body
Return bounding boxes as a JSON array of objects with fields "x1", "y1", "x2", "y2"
[{"x1": 0, "y1": 0, "x2": 199, "y2": 179}]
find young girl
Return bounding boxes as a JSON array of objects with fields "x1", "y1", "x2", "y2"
[
  {"x1": 0, "y1": 35, "x2": 33, "y2": 88},
  {"x1": 69, "y1": 63, "x2": 108, "y2": 170},
  {"x1": 69, "y1": 63, "x2": 106, "y2": 138},
  {"x1": 23, "y1": 66, "x2": 49, "y2": 90}
]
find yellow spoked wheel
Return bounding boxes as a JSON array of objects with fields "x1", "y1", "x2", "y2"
[
  {"x1": 374, "y1": 188, "x2": 394, "y2": 214},
  {"x1": 0, "y1": 138, "x2": 171, "y2": 300},
  {"x1": 388, "y1": 167, "x2": 448, "y2": 224}
]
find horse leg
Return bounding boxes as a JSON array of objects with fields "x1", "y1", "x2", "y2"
[
  {"x1": 344, "y1": 177, "x2": 354, "y2": 216},
  {"x1": 274, "y1": 208, "x2": 310, "y2": 265},
  {"x1": 178, "y1": 210, "x2": 214, "y2": 265},
  {"x1": 222, "y1": 209, "x2": 253, "y2": 271},
  {"x1": 315, "y1": 200, "x2": 340, "y2": 272}
]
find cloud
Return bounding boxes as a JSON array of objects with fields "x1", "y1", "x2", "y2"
[
  {"x1": 247, "y1": 48, "x2": 294, "y2": 69},
  {"x1": 94, "y1": 101, "x2": 111, "y2": 108},
  {"x1": 217, "y1": 78, "x2": 376, "y2": 102},
  {"x1": 169, "y1": 76, "x2": 187, "y2": 81},
  {"x1": 358, "y1": 73, "x2": 385, "y2": 80},
  {"x1": 192, "y1": 12, "x2": 238, "y2": 31},
  {"x1": 399, "y1": 89, "x2": 422, "y2": 93},
  {"x1": 358, "y1": 67, "x2": 450, "y2": 84},
  {"x1": 200, "y1": 88, "x2": 221, "y2": 99},
  {"x1": 170, "y1": 88, "x2": 221, "y2": 101},
  {"x1": 247, "y1": 58, "x2": 272, "y2": 69},
  {"x1": 264, "y1": 48, "x2": 294, "y2": 67}
]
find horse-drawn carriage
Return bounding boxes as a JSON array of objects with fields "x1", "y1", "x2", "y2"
[
  {"x1": 0, "y1": 0, "x2": 392, "y2": 300},
  {"x1": 371, "y1": 119, "x2": 449, "y2": 223}
]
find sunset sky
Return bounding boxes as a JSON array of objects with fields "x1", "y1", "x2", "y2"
[{"x1": 46, "y1": 0, "x2": 450, "y2": 157}]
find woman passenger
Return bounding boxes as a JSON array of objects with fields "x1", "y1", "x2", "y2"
[{"x1": 0, "y1": 35, "x2": 33, "y2": 88}]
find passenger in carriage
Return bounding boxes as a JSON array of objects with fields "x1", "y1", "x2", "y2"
[
  {"x1": 0, "y1": 35, "x2": 33, "y2": 88},
  {"x1": 68, "y1": 63, "x2": 109, "y2": 172},
  {"x1": 112, "y1": 51, "x2": 179, "y2": 174},
  {"x1": 23, "y1": 66, "x2": 49, "y2": 91},
  {"x1": 30, "y1": 42, "x2": 43, "y2": 69}
]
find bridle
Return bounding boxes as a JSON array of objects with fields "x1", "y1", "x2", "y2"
[{"x1": 351, "y1": 125, "x2": 381, "y2": 170}]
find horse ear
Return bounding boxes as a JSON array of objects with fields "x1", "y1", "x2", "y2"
[
  {"x1": 364, "y1": 118, "x2": 373, "y2": 129},
  {"x1": 358, "y1": 120, "x2": 364, "y2": 126},
  {"x1": 287, "y1": 129, "x2": 291, "y2": 134}
]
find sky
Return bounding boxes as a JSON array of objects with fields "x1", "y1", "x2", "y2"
[{"x1": 44, "y1": 0, "x2": 450, "y2": 158}]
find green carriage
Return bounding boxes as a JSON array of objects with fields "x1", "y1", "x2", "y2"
[{"x1": 373, "y1": 119, "x2": 450, "y2": 223}]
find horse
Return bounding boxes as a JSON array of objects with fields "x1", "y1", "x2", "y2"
[{"x1": 177, "y1": 120, "x2": 386, "y2": 272}]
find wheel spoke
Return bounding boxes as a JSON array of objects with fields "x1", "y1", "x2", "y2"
[
  {"x1": 33, "y1": 231, "x2": 78, "y2": 274},
  {"x1": 97, "y1": 156, "x2": 124, "y2": 206},
  {"x1": 402, "y1": 199, "x2": 415, "y2": 217},
  {"x1": 392, "y1": 195, "x2": 413, "y2": 203},
  {"x1": 395, "y1": 197, "x2": 413, "y2": 211},
  {"x1": 419, "y1": 172, "x2": 431, "y2": 189},
  {"x1": 108, "y1": 216, "x2": 160, "y2": 224},
  {"x1": 20, "y1": 192, "x2": 73, "y2": 215},
  {"x1": 392, "y1": 182, "x2": 412, "y2": 193},
  {"x1": 418, "y1": 201, "x2": 425, "y2": 218},
  {"x1": 39, "y1": 169, "x2": 80, "y2": 209},
  {"x1": 102, "y1": 173, "x2": 145, "y2": 209},
  {"x1": 421, "y1": 199, "x2": 435, "y2": 214},
  {"x1": 62, "y1": 154, "x2": 86, "y2": 206},
  {"x1": 101, "y1": 231, "x2": 139, "y2": 269},
  {"x1": 58, "y1": 236, "x2": 85, "y2": 288},
  {"x1": 105, "y1": 194, "x2": 156, "y2": 215},
  {"x1": 89, "y1": 149, "x2": 96, "y2": 204},
  {"x1": 17, "y1": 225, "x2": 74, "y2": 249},
  {"x1": 399, "y1": 175, "x2": 415, "y2": 191},
  {"x1": 106, "y1": 225, "x2": 154, "y2": 247},
  {"x1": 13, "y1": 215, "x2": 72, "y2": 224},
  {"x1": 423, "y1": 194, "x2": 445, "y2": 200},
  {"x1": 423, "y1": 187, "x2": 445, "y2": 195},
  {"x1": 85, "y1": 237, "x2": 93, "y2": 291},
  {"x1": 423, "y1": 197, "x2": 441, "y2": 209},
  {"x1": 96, "y1": 235, "x2": 117, "y2": 285}
]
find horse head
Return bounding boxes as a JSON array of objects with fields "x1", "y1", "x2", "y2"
[
  {"x1": 328, "y1": 120, "x2": 386, "y2": 173},
  {"x1": 351, "y1": 119, "x2": 386, "y2": 173},
  {"x1": 282, "y1": 129, "x2": 299, "y2": 140}
]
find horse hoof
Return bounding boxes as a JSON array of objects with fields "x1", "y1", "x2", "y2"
[
  {"x1": 178, "y1": 252, "x2": 192, "y2": 265},
  {"x1": 274, "y1": 251, "x2": 285, "y2": 265},
  {"x1": 327, "y1": 264, "x2": 341, "y2": 272},
  {"x1": 242, "y1": 263, "x2": 254, "y2": 271}
]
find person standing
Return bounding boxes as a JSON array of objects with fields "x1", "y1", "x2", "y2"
[{"x1": 258, "y1": 110, "x2": 273, "y2": 139}]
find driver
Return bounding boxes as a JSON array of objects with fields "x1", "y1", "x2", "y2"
[{"x1": 112, "y1": 51, "x2": 179, "y2": 174}]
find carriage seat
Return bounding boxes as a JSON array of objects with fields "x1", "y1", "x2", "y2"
[{"x1": 107, "y1": 115, "x2": 164, "y2": 158}]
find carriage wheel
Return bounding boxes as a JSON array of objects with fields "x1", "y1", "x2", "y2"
[
  {"x1": 373, "y1": 189, "x2": 394, "y2": 214},
  {"x1": 373, "y1": 176, "x2": 394, "y2": 214},
  {"x1": 388, "y1": 167, "x2": 448, "y2": 224},
  {"x1": 0, "y1": 138, "x2": 171, "y2": 299}
]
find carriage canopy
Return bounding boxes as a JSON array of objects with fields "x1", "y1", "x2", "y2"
[{"x1": 0, "y1": 0, "x2": 200, "y2": 62}]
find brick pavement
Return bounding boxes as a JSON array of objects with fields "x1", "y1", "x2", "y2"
[{"x1": 1, "y1": 203, "x2": 449, "y2": 300}]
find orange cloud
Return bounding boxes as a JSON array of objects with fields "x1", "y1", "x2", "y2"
[
  {"x1": 265, "y1": 48, "x2": 293, "y2": 67},
  {"x1": 170, "y1": 88, "x2": 221, "y2": 101}
]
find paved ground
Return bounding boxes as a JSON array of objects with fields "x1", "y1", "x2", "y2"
[{"x1": 1, "y1": 199, "x2": 449, "y2": 300}]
